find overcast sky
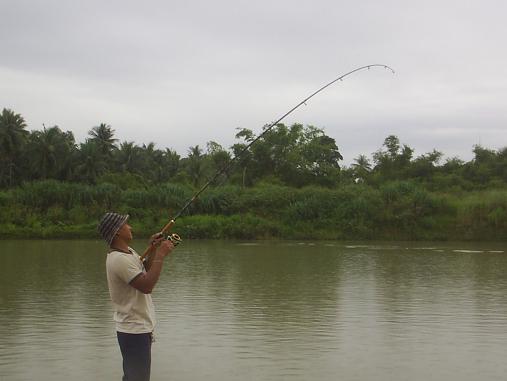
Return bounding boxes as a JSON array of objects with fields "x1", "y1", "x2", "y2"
[{"x1": 1, "y1": 0, "x2": 506, "y2": 165}]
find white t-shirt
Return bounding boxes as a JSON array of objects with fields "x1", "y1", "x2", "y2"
[{"x1": 106, "y1": 248, "x2": 156, "y2": 333}]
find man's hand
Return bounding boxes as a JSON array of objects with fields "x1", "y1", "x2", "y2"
[
  {"x1": 149, "y1": 232, "x2": 164, "y2": 246},
  {"x1": 157, "y1": 239, "x2": 174, "y2": 257},
  {"x1": 149, "y1": 232, "x2": 175, "y2": 256},
  {"x1": 132, "y1": 237, "x2": 174, "y2": 294}
]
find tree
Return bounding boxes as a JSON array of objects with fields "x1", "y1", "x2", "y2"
[
  {"x1": 298, "y1": 127, "x2": 343, "y2": 185},
  {"x1": 351, "y1": 154, "x2": 372, "y2": 182},
  {"x1": 496, "y1": 147, "x2": 507, "y2": 182},
  {"x1": 139, "y1": 142, "x2": 157, "y2": 180},
  {"x1": 373, "y1": 135, "x2": 413, "y2": 180},
  {"x1": 207, "y1": 141, "x2": 231, "y2": 172},
  {"x1": 462, "y1": 145, "x2": 502, "y2": 186},
  {"x1": 231, "y1": 131, "x2": 254, "y2": 187},
  {"x1": 75, "y1": 140, "x2": 107, "y2": 183},
  {"x1": 442, "y1": 157, "x2": 465, "y2": 172},
  {"x1": 407, "y1": 149, "x2": 443, "y2": 180},
  {"x1": 472, "y1": 145, "x2": 496, "y2": 164},
  {"x1": 27, "y1": 125, "x2": 76, "y2": 180},
  {"x1": 114, "y1": 141, "x2": 143, "y2": 174},
  {"x1": 88, "y1": 123, "x2": 118, "y2": 158},
  {"x1": 232, "y1": 123, "x2": 342, "y2": 187},
  {"x1": 163, "y1": 148, "x2": 181, "y2": 180},
  {"x1": 186, "y1": 145, "x2": 204, "y2": 186},
  {"x1": 0, "y1": 108, "x2": 29, "y2": 186},
  {"x1": 137, "y1": 142, "x2": 177, "y2": 183}
]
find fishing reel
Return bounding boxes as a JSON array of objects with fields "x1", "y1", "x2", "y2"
[
  {"x1": 141, "y1": 220, "x2": 181, "y2": 263},
  {"x1": 166, "y1": 233, "x2": 182, "y2": 246}
]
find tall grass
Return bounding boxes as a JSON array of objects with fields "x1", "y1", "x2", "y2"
[
  {"x1": 1, "y1": 179, "x2": 505, "y2": 240},
  {"x1": 456, "y1": 191, "x2": 507, "y2": 240}
]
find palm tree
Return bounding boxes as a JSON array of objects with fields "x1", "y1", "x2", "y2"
[
  {"x1": 0, "y1": 108, "x2": 29, "y2": 186},
  {"x1": 75, "y1": 141, "x2": 107, "y2": 183},
  {"x1": 88, "y1": 123, "x2": 118, "y2": 157},
  {"x1": 114, "y1": 141, "x2": 142, "y2": 173},
  {"x1": 28, "y1": 125, "x2": 76, "y2": 180},
  {"x1": 164, "y1": 148, "x2": 180, "y2": 178},
  {"x1": 351, "y1": 154, "x2": 372, "y2": 182},
  {"x1": 352, "y1": 154, "x2": 371, "y2": 171},
  {"x1": 137, "y1": 142, "x2": 166, "y2": 182},
  {"x1": 187, "y1": 145, "x2": 204, "y2": 186}
]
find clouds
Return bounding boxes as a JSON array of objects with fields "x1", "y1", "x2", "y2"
[{"x1": 1, "y1": 0, "x2": 506, "y2": 164}]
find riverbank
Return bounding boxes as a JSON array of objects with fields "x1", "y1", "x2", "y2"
[{"x1": 1, "y1": 180, "x2": 505, "y2": 241}]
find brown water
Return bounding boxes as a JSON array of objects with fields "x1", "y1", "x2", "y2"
[{"x1": 1, "y1": 240, "x2": 506, "y2": 380}]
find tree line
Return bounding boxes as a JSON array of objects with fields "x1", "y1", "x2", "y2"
[
  {"x1": 1, "y1": 107, "x2": 506, "y2": 191},
  {"x1": 0, "y1": 107, "x2": 506, "y2": 240}
]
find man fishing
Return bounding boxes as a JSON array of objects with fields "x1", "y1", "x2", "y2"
[
  {"x1": 94, "y1": 64, "x2": 392, "y2": 380},
  {"x1": 98, "y1": 212, "x2": 174, "y2": 381}
]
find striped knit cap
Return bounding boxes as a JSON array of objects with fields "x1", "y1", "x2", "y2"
[{"x1": 98, "y1": 212, "x2": 129, "y2": 246}]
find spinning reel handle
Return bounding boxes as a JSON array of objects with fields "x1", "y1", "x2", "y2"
[
  {"x1": 160, "y1": 220, "x2": 181, "y2": 246},
  {"x1": 166, "y1": 233, "x2": 182, "y2": 246}
]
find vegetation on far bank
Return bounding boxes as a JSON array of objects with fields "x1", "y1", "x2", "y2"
[{"x1": 0, "y1": 108, "x2": 506, "y2": 240}]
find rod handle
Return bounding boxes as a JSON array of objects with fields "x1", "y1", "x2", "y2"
[
  {"x1": 140, "y1": 220, "x2": 177, "y2": 261},
  {"x1": 161, "y1": 220, "x2": 175, "y2": 234}
]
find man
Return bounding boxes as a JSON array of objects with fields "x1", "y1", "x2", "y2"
[{"x1": 98, "y1": 212, "x2": 174, "y2": 381}]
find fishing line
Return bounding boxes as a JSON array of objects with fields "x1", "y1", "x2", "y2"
[
  {"x1": 174, "y1": 64, "x2": 394, "y2": 219},
  {"x1": 142, "y1": 64, "x2": 395, "y2": 258}
]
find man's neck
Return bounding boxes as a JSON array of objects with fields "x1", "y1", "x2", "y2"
[{"x1": 110, "y1": 239, "x2": 130, "y2": 253}]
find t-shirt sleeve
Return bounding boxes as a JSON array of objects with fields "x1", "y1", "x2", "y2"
[{"x1": 111, "y1": 254, "x2": 143, "y2": 284}]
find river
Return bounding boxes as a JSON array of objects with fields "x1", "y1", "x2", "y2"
[{"x1": 1, "y1": 240, "x2": 506, "y2": 380}]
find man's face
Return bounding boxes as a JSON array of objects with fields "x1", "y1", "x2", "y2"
[{"x1": 116, "y1": 223, "x2": 133, "y2": 242}]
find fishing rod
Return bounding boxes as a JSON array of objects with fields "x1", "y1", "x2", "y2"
[{"x1": 141, "y1": 64, "x2": 395, "y2": 261}]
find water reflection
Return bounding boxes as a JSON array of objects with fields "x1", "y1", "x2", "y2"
[{"x1": 1, "y1": 240, "x2": 507, "y2": 380}]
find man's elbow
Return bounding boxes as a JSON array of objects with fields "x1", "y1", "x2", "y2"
[
  {"x1": 130, "y1": 275, "x2": 154, "y2": 294},
  {"x1": 138, "y1": 283, "x2": 154, "y2": 294}
]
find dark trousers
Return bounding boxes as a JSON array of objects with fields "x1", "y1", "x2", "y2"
[{"x1": 117, "y1": 331, "x2": 152, "y2": 381}]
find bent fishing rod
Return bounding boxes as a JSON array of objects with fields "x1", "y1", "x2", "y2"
[{"x1": 141, "y1": 64, "x2": 395, "y2": 261}]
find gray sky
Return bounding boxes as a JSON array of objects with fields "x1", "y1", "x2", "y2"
[{"x1": 1, "y1": 0, "x2": 506, "y2": 165}]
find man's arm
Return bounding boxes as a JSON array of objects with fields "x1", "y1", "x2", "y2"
[
  {"x1": 143, "y1": 245, "x2": 157, "y2": 272},
  {"x1": 130, "y1": 240, "x2": 173, "y2": 294},
  {"x1": 143, "y1": 232, "x2": 165, "y2": 271}
]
